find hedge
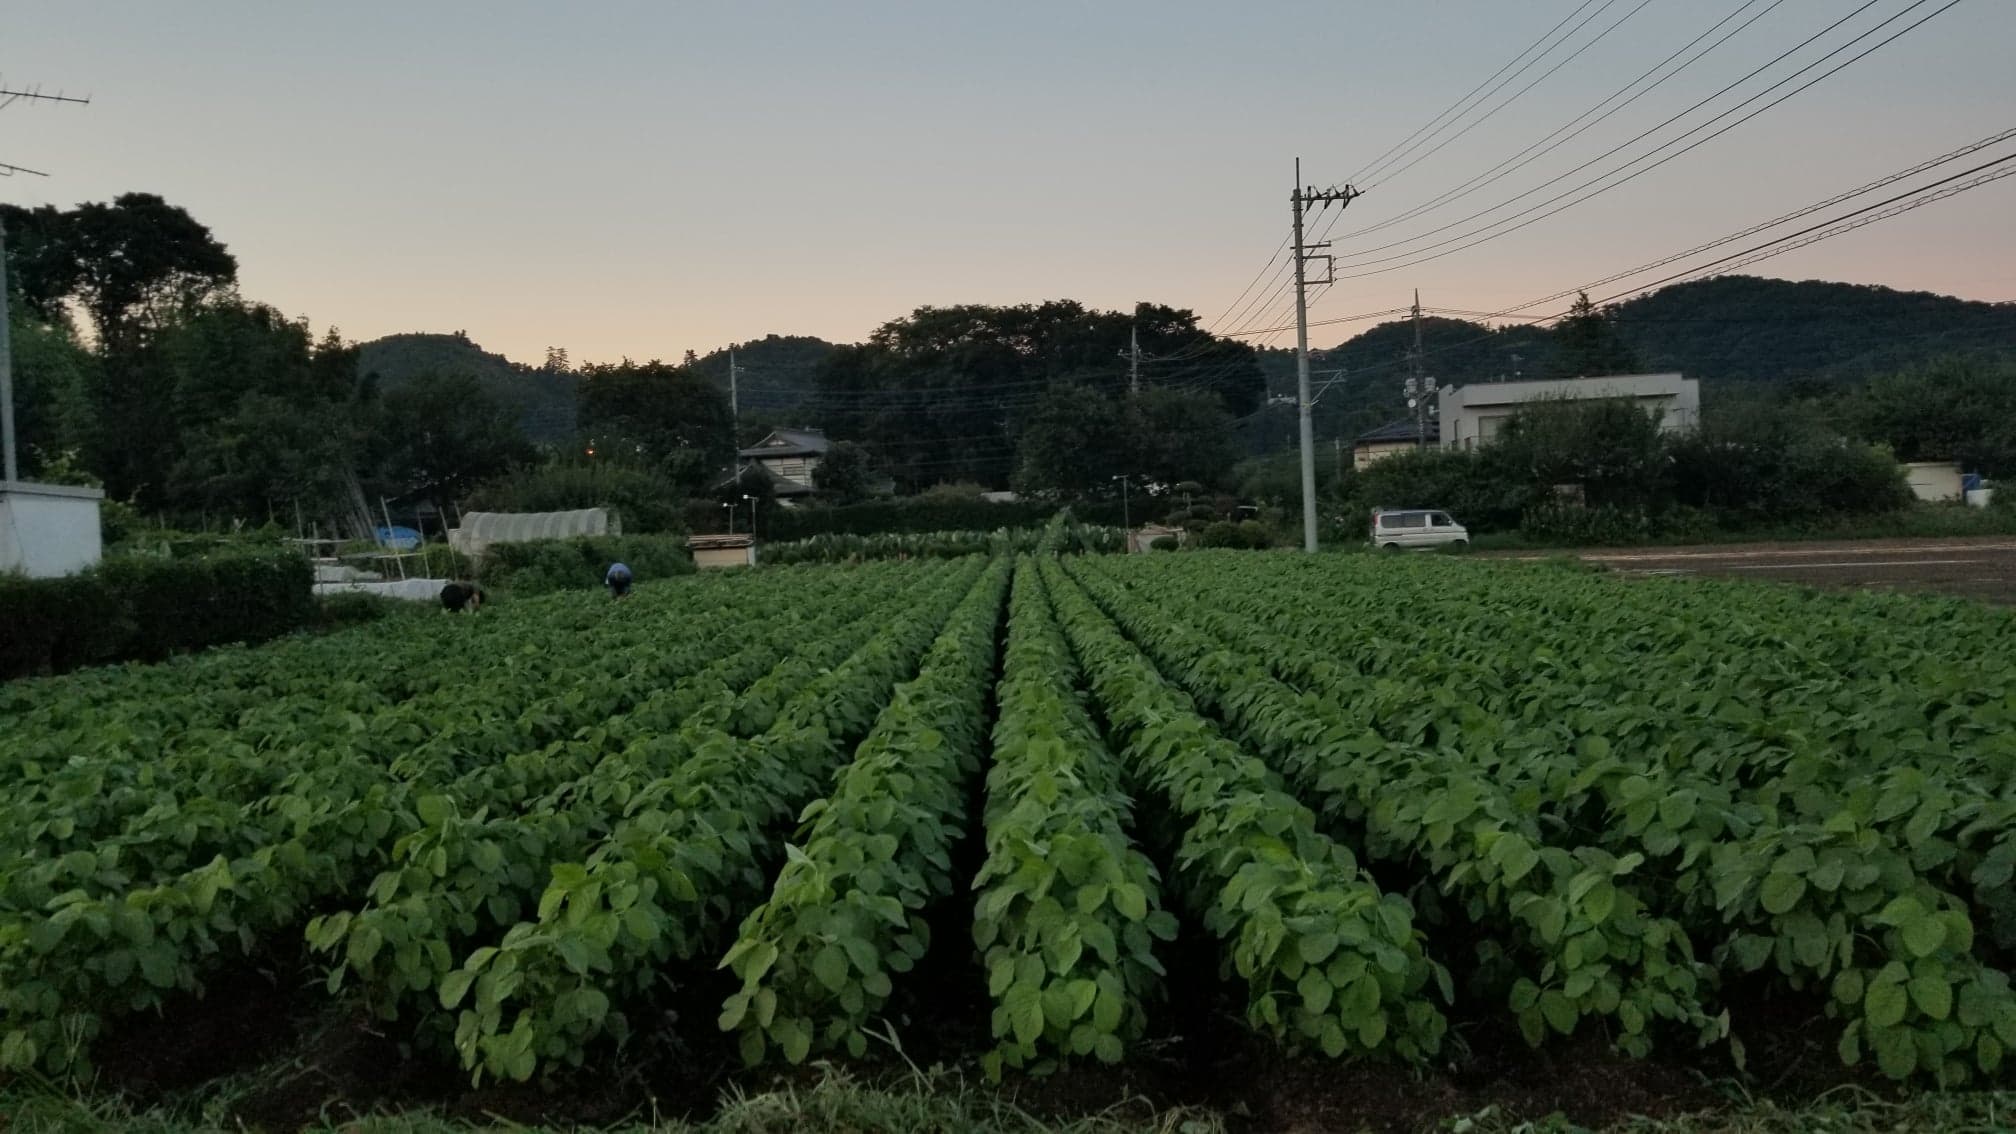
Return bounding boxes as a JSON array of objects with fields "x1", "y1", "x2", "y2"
[
  {"x1": 1, "y1": 549, "x2": 315, "y2": 681},
  {"x1": 714, "y1": 497, "x2": 1131, "y2": 541},
  {"x1": 477, "y1": 534, "x2": 696, "y2": 595}
]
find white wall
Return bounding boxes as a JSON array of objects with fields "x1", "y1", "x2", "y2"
[
  {"x1": 1438, "y1": 373, "x2": 1699, "y2": 448},
  {"x1": 1902, "y1": 461, "x2": 1964, "y2": 503},
  {"x1": 0, "y1": 483, "x2": 105, "y2": 578}
]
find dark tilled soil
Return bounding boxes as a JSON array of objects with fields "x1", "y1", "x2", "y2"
[
  {"x1": 1486, "y1": 538, "x2": 2016, "y2": 605},
  {"x1": 76, "y1": 929, "x2": 1894, "y2": 1134}
]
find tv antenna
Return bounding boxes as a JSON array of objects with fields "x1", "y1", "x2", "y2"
[{"x1": 1, "y1": 79, "x2": 92, "y2": 177}]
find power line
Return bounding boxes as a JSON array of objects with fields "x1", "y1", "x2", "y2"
[
  {"x1": 1587, "y1": 156, "x2": 2016, "y2": 303},
  {"x1": 1364, "y1": 0, "x2": 1660, "y2": 192},
  {"x1": 1490, "y1": 124, "x2": 2016, "y2": 317},
  {"x1": 1250, "y1": 145, "x2": 2016, "y2": 394},
  {"x1": 1346, "y1": 0, "x2": 1610, "y2": 186},
  {"x1": 1205, "y1": 239, "x2": 1291, "y2": 332},
  {"x1": 1324, "y1": 0, "x2": 1967, "y2": 281},
  {"x1": 1337, "y1": 0, "x2": 1788, "y2": 244},
  {"x1": 1328, "y1": 0, "x2": 1896, "y2": 264}
]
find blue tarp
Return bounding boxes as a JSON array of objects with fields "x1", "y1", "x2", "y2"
[{"x1": 376, "y1": 526, "x2": 423, "y2": 551}]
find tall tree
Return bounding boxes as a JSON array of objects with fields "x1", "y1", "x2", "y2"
[
  {"x1": 1011, "y1": 384, "x2": 1128, "y2": 496},
  {"x1": 1847, "y1": 356, "x2": 2016, "y2": 475},
  {"x1": 1548, "y1": 292, "x2": 1641, "y2": 379},
  {"x1": 4, "y1": 309, "x2": 96, "y2": 478},
  {"x1": 2, "y1": 193, "x2": 237, "y2": 350},
  {"x1": 816, "y1": 300, "x2": 1262, "y2": 489},
  {"x1": 366, "y1": 372, "x2": 536, "y2": 502},
  {"x1": 811, "y1": 440, "x2": 876, "y2": 502},
  {"x1": 157, "y1": 302, "x2": 361, "y2": 517},
  {"x1": 576, "y1": 359, "x2": 734, "y2": 482},
  {"x1": 1124, "y1": 387, "x2": 1239, "y2": 488}
]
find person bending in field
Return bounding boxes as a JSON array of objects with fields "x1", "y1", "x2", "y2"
[
  {"x1": 605, "y1": 561, "x2": 633, "y2": 600},
  {"x1": 440, "y1": 580, "x2": 485, "y2": 613}
]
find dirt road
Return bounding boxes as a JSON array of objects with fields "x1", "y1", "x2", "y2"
[{"x1": 1491, "y1": 537, "x2": 2016, "y2": 605}]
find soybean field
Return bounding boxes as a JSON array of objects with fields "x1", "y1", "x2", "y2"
[{"x1": 2, "y1": 550, "x2": 2013, "y2": 1128}]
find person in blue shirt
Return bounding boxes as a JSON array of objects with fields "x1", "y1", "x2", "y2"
[{"x1": 605, "y1": 562, "x2": 633, "y2": 600}]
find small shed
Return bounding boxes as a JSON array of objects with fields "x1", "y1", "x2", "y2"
[
  {"x1": 0, "y1": 481, "x2": 104, "y2": 578},
  {"x1": 1902, "y1": 461, "x2": 1964, "y2": 503},
  {"x1": 689, "y1": 532, "x2": 757, "y2": 569}
]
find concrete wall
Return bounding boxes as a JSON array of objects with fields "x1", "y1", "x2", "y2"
[
  {"x1": 1438, "y1": 373, "x2": 1700, "y2": 449},
  {"x1": 0, "y1": 482, "x2": 105, "y2": 578},
  {"x1": 693, "y1": 545, "x2": 755, "y2": 569},
  {"x1": 1902, "y1": 461, "x2": 1964, "y2": 503}
]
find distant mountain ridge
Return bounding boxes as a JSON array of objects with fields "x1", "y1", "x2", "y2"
[
  {"x1": 359, "y1": 277, "x2": 2011, "y2": 455},
  {"x1": 1240, "y1": 274, "x2": 2014, "y2": 454}
]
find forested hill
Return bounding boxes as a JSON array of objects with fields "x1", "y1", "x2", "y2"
[
  {"x1": 688, "y1": 334, "x2": 837, "y2": 416},
  {"x1": 1240, "y1": 275, "x2": 2015, "y2": 454},
  {"x1": 1605, "y1": 276, "x2": 2016, "y2": 386},
  {"x1": 357, "y1": 333, "x2": 576, "y2": 445}
]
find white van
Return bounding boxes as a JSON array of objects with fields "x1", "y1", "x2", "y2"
[{"x1": 1370, "y1": 509, "x2": 1469, "y2": 551}]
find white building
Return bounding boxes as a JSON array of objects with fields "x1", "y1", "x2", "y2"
[
  {"x1": 0, "y1": 481, "x2": 104, "y2": 578},
  {"x1": 1437, "y1": 373, "x2": 1700, "y2": 450}
]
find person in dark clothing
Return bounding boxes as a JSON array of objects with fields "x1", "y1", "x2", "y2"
[
  {"x1": 605, "y1": 562, "x2": 633, "y2": 600},
  {"x1": 440, "y1": 581, "x2": 485, "y2": 613}
]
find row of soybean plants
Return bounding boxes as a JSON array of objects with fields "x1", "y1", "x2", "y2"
[
  {"x1": 0, "y1": 560, "x2": 960, "y2": 1076},
  {"x1": 1088, "y1": 552, "x2": 2016, "y2": 1084},
  {"x1": 718, "y1": 556, "x2": 1178, "y2": 1079},
  {"x1": 440, "y1": 558, "x2": 1001, "y2": 1082},
  {"x1": 716, "y1": 556, "x2": 1445, "y2": 1080}
]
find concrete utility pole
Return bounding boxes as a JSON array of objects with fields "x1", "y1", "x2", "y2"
[
  {"x1": 1409, "y1": 290, "x2": 1429, "y2": 450},
  {"x1": 1291, "y1": 159, "x2": 1362, "y2": 552},
  {"x1": 0, "y1": 218, "x2": 16, "y2": 482},
  {"x1": 1128, "y1": 324, "x2": 1140, "y2": 395},
  {"x1": 728, "y1": 349, "x2": 741, "y2": 485}
]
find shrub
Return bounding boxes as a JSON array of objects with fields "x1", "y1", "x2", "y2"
[
  {"x1": 752, "y1": 497, "x2": 1128, "y2": 540},
  {"x1": 1150, "y1": 535, "x2": 1180, "y2": 551},
  {"x1": 0, "y1": 549, "x2": 314, "y2": 680},
  {"x1": 315, "y1": 592, "x2": 405, "y2": 629},
  {"x1": 1197, "y1": 520, "x2": 1270, "y2": 550},
  {"x1": 478, "y1": 534, "x2": 695, "y2": 595},
  {"x1": 464, "y1": 463, "x2": 686, "y2": 534}
]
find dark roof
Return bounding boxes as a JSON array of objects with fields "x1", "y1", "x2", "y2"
[
  {"x1": 688, "y1": 534, "x2": 756, "y2": 550},
  {"x1": 1355, "y1": 418, "x2": 1438, "y2": 445},
  {"x1": 738, "y1": 428, "x2": 830, "y2": 459},
  {"x1": 711, "y1": 461, "x2": 817, "y2": 497}
]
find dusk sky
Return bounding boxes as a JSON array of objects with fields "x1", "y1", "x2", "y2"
[{"x1": 6, "y1": 0, "x2": 2013, "y2": 366}]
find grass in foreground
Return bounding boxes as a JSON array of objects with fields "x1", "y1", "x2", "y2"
[
  {"x1": 4, "y1": 1072, "x2": 2014, "y2": 1134},
  {"x1": 0, "y1": 1065, "x2": 1218, "y2": 1134}
]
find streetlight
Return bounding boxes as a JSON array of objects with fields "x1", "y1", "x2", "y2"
[
  {"x1": 742, "y1": 494, "x2": 759, "y2": 537},
  {"x1": 721, "y1": 500, "x2": 737, "y2": 534}
]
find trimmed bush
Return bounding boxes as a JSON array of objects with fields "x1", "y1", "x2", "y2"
[
  {"x1": 1, "y1": 549, "x2": 314, "y2": 680},
  {"x1": 478, "y1": 534, "x2": 695, "y2": 595}
]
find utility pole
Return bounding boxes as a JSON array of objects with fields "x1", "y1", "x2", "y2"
[
  {"x1": 1112, "y1": 474, "x2": 1132, "y2": 547},
  {"x1": 1409, "y1": 291, "x2": 1427, "y2": 449},
  {"x1": 728, "y1": 349, "x2": 741, "y2": 485},
  {"x1": 0, "y1": 218, "x2": 15, "y2": 483},
  {"x1": 1291, "y1": 159, "x2": 1362, "y2": 552},
  {"x1": 1128, "y1": 325, "x2": 1140, "y2": 396},
  {"x1": 0, "y1": 84, "x2": 89, "y2": 481}
]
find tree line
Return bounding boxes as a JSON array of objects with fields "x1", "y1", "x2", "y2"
[{"x1": 8, "y1": 191, "x2": 2011, "y2": 540}]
